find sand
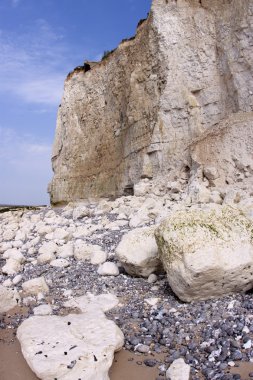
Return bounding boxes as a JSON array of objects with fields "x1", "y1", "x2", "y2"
[
  {"x1": 0, "y1": 330, "x2": 164, "y2": 380},
  {"x1": 0, "y1": 306, "x2": 165, "y2": 380},
  {"x1": 0, "y1": 331, "x2": 165, "y2": 380},
  {"x1": 1, "y1": 307, "x2": 253, "y2": 380},
  {"x1": 1, "y1": 330, "x2": 253, "y2": 380},
  {"x1": 0, "y1": 332, "x2": 38, "y2": 380}
]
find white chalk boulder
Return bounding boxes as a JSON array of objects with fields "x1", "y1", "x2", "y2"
[
  {"x1": 115, "y1": 227, "x2": 161, "y2": 277},
  {"x1": 39, "y1": 241, "x2": 58, "y2": 255},
  {"x1": 2, "y1": 258, "x2": 23, "y2": 275},
  {"x1": 37, "y1": 251, "x2": 56, "y2": 264},
  {"x1": 58, "y1": 243, "x2": 74, "y2": 258},
  {"x1": 97, "y1": 262, "x2": 119, "y2": 276},
  {"x1": 0, "y1": 285, "x2": 19, "y2": 313},
  {"x1": 22, "y1": 277, "x2": 49, "y2": 296},
  {"x1": 155, "y1": 206, "x2": 253, "y2": 302},
  {"x1": 74, "y1": 241, "x2": 105, "y2": 263},
  {"x1": 33, "y1": 304, "x2": 53, "y2": 316},
  {"x1": 17, "y1": 308, "x2": 124, "y2": 380}
]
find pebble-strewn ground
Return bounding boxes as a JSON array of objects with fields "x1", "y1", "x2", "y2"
[{"x1": 1, "y1": 197, "x2": 253, "y2": 379}]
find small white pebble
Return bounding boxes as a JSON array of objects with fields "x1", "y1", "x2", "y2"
[
  {"x1": 97, "y1": 262, "x2": 119, "y2": 276},
  {"x1": 135, "y1": 344, "x2": 149, "y2": 353},
  {"x1": 50, "y1": 258, "x2": 70, "y2": 268},
  {"x1": 22, "y1": 296, "x2": 36, "y2": 306},
  {"x1": 145, "y1": 298, "x2": 159, "y2": 306},
  {"x1": 227, "y1": 300, "x2": 235, "y2": 310},
  {"x1": 13, "y1": 274, "x2": 23, "y2": 285},
  {"x1": 243, "y1": 340, "x2": 252, "y2": 349},
  {"x1": 63, "y1": 289, "x2": 73, "y2": 297},
  {"x1": 33, "y1": 304, "x2": 52, "y2": 316},
  {"x1": 147, "y1": 273, "x2": 157, "y2": 284},
  {"x1": 243, "y1": 326, "x2": 250, "y2": 334},
  {"x1": 37, "y1": 292, "x2": 45, "y2": 301}
]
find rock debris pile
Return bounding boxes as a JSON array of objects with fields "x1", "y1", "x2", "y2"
[{"x1": 1, "y1": 191, "x2": 253, "y2": 379}]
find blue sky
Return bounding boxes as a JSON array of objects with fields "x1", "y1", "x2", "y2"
[{"x1": 0, "y1": 0, "x2": 152, "y2": 205}]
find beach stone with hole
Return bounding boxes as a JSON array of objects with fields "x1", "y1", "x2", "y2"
[
  {"x1": 155, "y1": 206, "x2": 253, "y2": 302},
  {"x1": 72, "y1": 205, "x2": 91, "y2": 220},
  {"x1": 17, "y1": 306, "x2": 124, "y2": 380},
  {"x1": 50, "y1": 258, "x2": 70, "y2": 268}
]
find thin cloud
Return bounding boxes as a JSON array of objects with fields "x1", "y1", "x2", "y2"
[
  {"x1": 0, "y1": 19, "x2": 70, "y2": 106},
  {"x1": 0, "y1": 127, "x2": 51, "y2": 162},
  {"x1": 11, "y1": 0, "x2": 20, "y2": 7},
  {"x1": 0, "y1": 127, "x2": 52, "y2": 204},
  {"x1": 15, "y1": 77, "x2": 64, "y2": 105}
]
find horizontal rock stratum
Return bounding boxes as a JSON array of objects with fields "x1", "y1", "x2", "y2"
[{"x1": 49, "y1": 0, "x2": 253, "y2": 204}]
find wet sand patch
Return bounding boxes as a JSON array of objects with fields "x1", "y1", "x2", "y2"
[
  {"x1": 0, "y1": 333, "x2": 164, "y2": 380},
  {"x1": 2, "y1": 326, "x2": 253, "y2": 380},
  {"x1": 0, "y1": 333, "x2": 38, "y2": 380},
  {"x1": 0, "y1": 324, "x2": 165, "y2": 380},
  {"x1": 230, "y1": 362, "x2": 253, "y2": 379}
]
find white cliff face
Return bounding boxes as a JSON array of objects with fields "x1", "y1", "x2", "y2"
[
  {"x1": 49, "y1": 16, "x2": 162, "y2": 204},
  {"x1": 49, "y1": 0, "x2": 253, "y2": 205},
  {"x1": 189, "y1": 112, "x2": 253, "y2": 193}
]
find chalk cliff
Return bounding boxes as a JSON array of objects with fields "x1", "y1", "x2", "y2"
[{"x1": 49, "y1": 0, "x2": 253, "y2": 205}]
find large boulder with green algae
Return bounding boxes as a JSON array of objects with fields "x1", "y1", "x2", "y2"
[{"x1": 155, "y1": 207, "x2": 253, "y2": 302}]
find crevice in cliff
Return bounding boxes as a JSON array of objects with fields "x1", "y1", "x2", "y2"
[
  {"x1": 123, "y1": 184, "x2": 134, "y2": 196},
  {"x1": 52, "y1": 142, "x2": 63, "y2": 163},
  {"x1": 214, "y1": 33, "x2": 240, "y2": 117}
]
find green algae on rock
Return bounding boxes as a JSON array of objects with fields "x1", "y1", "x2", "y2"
[{"x1": 155, "y1": 206, "x2": 253, "y2": 302}]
